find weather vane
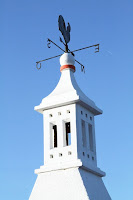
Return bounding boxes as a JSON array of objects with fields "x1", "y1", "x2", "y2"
[{"x1": 36, "y1": 15, "x2": 99, "y2": 72}]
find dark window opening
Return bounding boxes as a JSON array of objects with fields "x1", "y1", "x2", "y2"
[
  {"x1": 65, "y1": 122, "x2": 71, "y2": 146},
  {"x1": 89, "y1": 124, "x2": 94, "y2": 151},
  {"x1": 82, "y1": 120, "x2": 86, "y2": 147},
  {"x1": 53, "y1": 125, "x2": 57, "y2": 148}
]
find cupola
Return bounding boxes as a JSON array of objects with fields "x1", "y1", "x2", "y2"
[
  {"x1": 29, "y1": 52, "x2": 111, "y2": 200},
  {"x1": 34, "y1": 52, "x2": 104, "y2": 177},
  {"x1": 29, "y1": 15, "x2": 111, "y2": 200}
]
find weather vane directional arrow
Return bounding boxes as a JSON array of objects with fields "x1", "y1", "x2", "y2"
[{"x1": 36, "y1": 15, "x2": 99, "y2": 73}]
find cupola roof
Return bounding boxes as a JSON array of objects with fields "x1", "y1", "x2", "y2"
[{"x1": 35, "y1": 53, "x2": 102, "y2": 115}]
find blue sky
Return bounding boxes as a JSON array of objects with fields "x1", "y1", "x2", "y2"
[{"x1": 1, "y1": 0, "x2": 133, "y2": 199}]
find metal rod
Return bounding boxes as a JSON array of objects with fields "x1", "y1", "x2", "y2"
[
  {"x1": 75, "y1": 59, "x2": 84, "y2": 67},
  {"x1": 36, "y1": 53, "x2": 84, "y2": 71},
  {"x1": 49, "y1": 38, "x2": 74, "y2": 56},
  {"x1": 71, "y1": 44, "x2": 99, "y2": 53},
  {"x1": 36, "y1": 54, "x2": 83, "y2": 68},
  {"x1": 48, "y1": 38, "x2": 99, "y2": 55},
  {"x1": 36, "y1": 39, "x2": 99, "y2": 71},
  {"x1": 48, "y1": 38, "x2": 65, "y2": 53},
  {"x1": 36, "y1": 53, "x2": 62, "y2": 64}
]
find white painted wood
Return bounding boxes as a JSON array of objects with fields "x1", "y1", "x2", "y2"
[
  {"x1": 29, "y1": 53, "x2": 111, "y2": 200},
  {"x1": 35, "y1": 53, "x2": 102, "y2": 115}
]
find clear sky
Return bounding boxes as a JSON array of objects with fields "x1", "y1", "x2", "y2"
[{"x1": 1, "y1": 0, "x2": 133, "y2": 199}]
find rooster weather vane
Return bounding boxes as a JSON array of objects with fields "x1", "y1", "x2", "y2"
[
  {"x1": 36, "y1": 15, "x2": 99, "y2": 72},
  {"x1": 58, "y1": 15, "x2": 71, "y2": 52}
]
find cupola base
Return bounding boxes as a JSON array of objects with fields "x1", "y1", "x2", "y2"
[{"x1": 29, "y1": 167, "x2": 111, "y2": 200}]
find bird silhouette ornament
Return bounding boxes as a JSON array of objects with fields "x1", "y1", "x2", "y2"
[
  {"x1": 58, "y1": 15, "x2": 71, "y2": 52},
  {"x1": 36, "y1": 15, "x2": 99, "y2": 72}
]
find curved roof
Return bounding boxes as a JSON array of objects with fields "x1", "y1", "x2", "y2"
[{"x1": 35, "y1": 53, "x2": 102, "y2": 115}]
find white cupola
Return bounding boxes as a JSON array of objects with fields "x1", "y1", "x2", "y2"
[{"x1": 29, "y1": 53, "x2": 111, "y2": 200}]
